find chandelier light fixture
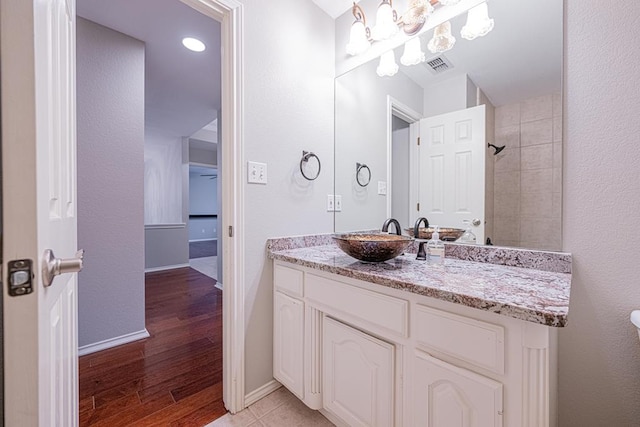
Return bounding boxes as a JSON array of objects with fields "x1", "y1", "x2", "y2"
[
  {"x1": 427, "y1": 20, "x2": 456, "y2": 53},
  {"x1": 343, "y1": 0, "x2": 496, "y2": 77},
  {"x1": 371, "y1": 0, "x2": 399, "y2": 41},
  {"x1": 346, "y1": 3, "x2": 372, "y2": 56},
  {"x1": 399, "y1": 0, "x2": 434, "y2": 36},
  {"x1": 400, "y1": 37, "x2": 426, "y2": 66},
  {"x1": 460, "y1": 2, "x2": 494, "y2": 40},
  {"x1": 376, "y1": 50, "x2": 399, "y2": 77}
]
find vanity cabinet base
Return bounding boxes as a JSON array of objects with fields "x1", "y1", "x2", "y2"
[{"x1": 273, "y1": 261, "x2": 557, "y2": 427}]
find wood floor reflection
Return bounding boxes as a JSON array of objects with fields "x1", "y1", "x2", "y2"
[{"x1": 79, "y1": 267, "x2": 225, "y2": 426}]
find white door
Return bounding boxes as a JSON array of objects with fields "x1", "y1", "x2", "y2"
[
  {"x1": 2, "y1": 0, "x2": 80, "y2": 425},
  {"x1": 323, "y1": 317, "x2": 394, "y2": 427},
  {"x1": 419, "y1": 105, "x2": 486, "y2": 242},
  {"x1": 413, "y1": 351, "x2": 503, "y2": 427},
  {"x1": 273, "y1": 291, "x2": 305, "y2": 399}
]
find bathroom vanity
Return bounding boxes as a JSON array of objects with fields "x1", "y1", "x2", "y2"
[{"x1": 267, "y1": 235, "x2": 571, "y2": 427}]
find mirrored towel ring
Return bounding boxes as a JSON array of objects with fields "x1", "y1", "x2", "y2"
[
  {"x1": 300, "y1": 150, "x2": 321, "y2": 181},
  {"x1": 356, "y1": 162, "x2": 372, "y2": 187}
]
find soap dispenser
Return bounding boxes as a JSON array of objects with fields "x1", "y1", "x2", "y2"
[
  {"x1": 458, "y1": 220, "x2": 477, "y2": 244},
  {"x1": 427, "y1": 225, "x2": 445, "y2": 264}
]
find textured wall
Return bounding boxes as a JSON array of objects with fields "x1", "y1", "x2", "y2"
[
  {"x1": 77, "y1": 18, "x2": 146, "y2": 347},
  {"x1": 423, "y1": 74, "x2": 472, "y2": 118},
  {"x1": 144, "y1": 128, "x2": 183, "y2": 225},
  {"x1": 559, "y1": 1, "x2": 640, "y2": 425},
  {"x1": 241, "y1": 0, "x2": 335, "y2": 393}
]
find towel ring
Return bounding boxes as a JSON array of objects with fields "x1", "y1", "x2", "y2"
[
  {"x1": 356, "y1": 162, "x2": 371, "y2": 187},
  {"x1": 300, "y1": 151, "x2": 321, "y2": 181}
]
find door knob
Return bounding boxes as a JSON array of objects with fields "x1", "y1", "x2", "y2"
[
  {"x1": 471, "y1": 218, "x2": 482, "y2": 227},
  {"x1": 42, "y1": 249, "x2": 85, "y2": 287}
]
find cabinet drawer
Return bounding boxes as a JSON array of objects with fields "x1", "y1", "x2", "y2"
[
  {"x1": 414, "y1": 304, "x2": 505, "y2": 374},
  {"x1": 306, "y1": 273, "x2": 408, "y2": 337},
  {"x1": 274, "y1": 263, "x2": 303, "y2": 297}
]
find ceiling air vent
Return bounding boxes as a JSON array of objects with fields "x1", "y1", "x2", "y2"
[{"x1": 425, "y1": 55, "x2": 453, "y2": 75}]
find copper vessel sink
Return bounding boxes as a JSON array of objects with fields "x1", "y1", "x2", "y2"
[
  {"x1": 333, "y1": 233, "x2": 413, "y2": 263},
  {"x1": 406, "y1": 227, "x2": 465, "y2": 241}
]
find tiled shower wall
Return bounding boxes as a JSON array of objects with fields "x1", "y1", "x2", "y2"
[{"x1": 492, "y1": 93, "x2": 562, "y2": 250}]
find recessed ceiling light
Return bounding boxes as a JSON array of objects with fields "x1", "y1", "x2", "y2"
[{"x1": 182, "y1": 37, "x2": 206, "y2": 52}]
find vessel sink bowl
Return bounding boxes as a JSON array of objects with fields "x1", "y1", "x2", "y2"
[
  {"x1": 333, "y1": 233, "x2": 413, "y2": 263},
  {"x1": 406, "y1": 227, "x2": 465, "y2": 241}
]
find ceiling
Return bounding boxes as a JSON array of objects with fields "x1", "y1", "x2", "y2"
[
  {"x1": 77, "y1": 0, "x2": 221, "y2": 138},
  {"x1": 311, "y1": 0, "x2": 355, "y2": 19}
]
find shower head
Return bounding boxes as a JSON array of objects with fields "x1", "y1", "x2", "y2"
[{"x1": 488, "y1": 143, "x2": 506, "y2": 155}]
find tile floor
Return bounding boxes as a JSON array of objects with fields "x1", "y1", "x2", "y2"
[
  {"x1": 190, "y1": 256, "x2": 219, "y2": 284},
  {"x1": 205, "y1": 387, "x2": 334, "y2": 427}
]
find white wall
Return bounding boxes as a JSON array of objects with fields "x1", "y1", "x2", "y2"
[
  {"x1": 423, "y1": 73, "x2": 473, "y2": 118},
  {"x1": 559, "y1": 1, "x2": 640, "y2": 424},
  {"x1": 144, "y1": 127, "x2": 183, "y2": 225},
  {"x1": 335, "y1": 59, "x2": 423, "y2": 232},
  {"x1": 76, "y1": 18, "x2": 146, "y2": 348},
  {"x1": 241, "y1": 0, "x2": 335, "y2": 393}
]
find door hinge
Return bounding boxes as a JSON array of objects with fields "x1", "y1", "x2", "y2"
[
  {"x1": 417, "y1": 202, "x2": 420, "y2": 211},
  {"x1": 228, "y1": 226, "x2": 233, "y2": 237},
  {"x1": 417, "y1": 137, "x2": 421, "y2": 146}
]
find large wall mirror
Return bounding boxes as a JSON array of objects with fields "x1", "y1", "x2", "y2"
[{"x1": 334, "y1": 0, "x2": 563, "y2": 251}]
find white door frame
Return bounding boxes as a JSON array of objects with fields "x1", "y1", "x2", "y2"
[
  {"x1": 180, "y1": 0, "x2": 246, "y2": 414},
  {"x1": 386, "y1": 96, "x2": 422, "y2": 221}
]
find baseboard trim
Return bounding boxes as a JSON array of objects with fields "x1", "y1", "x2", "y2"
[
  {"x1": 320, "y1": 409, "x2": 348, "y2": 427},
  {"x1": 145, "y1": 263, "x2": 190, "y2": 273},
  {"x1": 244, "y1": 380, "x2": 282, "y2": 407},
  {"x1": 215, "y1": 282, "x2": 223, "y2": 291},
  {"x1": 78, "y1": 329, "x2": 150, "y2": 356},
  {"x1": 189, "y1": 238, "x2": 218, "y2": 243}
]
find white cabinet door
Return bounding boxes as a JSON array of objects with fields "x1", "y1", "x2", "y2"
[
  {"x1": 419, "y1": 105, "x2": 486, "y2": 242},
  {"x1": 414, "y1": 351, "x2": 503, "y2": 427},
  {"x1": 274, "y1": 291, "x2": 305, "y2": 398},
  {"x1": 323, "y1": 317, "x2": 394, "y2": 427}
]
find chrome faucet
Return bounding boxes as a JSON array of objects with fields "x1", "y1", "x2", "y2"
[
  {"x1": 381, "y1": 218, "x2": 402, "y2": 235},
  {"x1": 414, "y1": 217, "x2": 430, "y2": 260}
]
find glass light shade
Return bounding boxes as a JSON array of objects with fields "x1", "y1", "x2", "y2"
[
  {"x1": 438, "y1": 0, "x2": 461, "y2": 5},
  {"x1": 346, "y1": 20, "x2": 371, "y2": 56},
  {"x1": 461, "y1": 2, "x2": 494, "y2": 40},
  {"x1": 371, "y1": 2, "x2": 398, "y2": 41},
  {"x1": 182, "y1": 37, "x2": 206, "y2": 52},
  {"x1": 376, "y1": 50, "x2": 399, "y2": 77},
  {"x1": 400, "y1": 38, "x2": 425, "y2": 66},
  {"x1": 427, "y1": 21, "x2": 456, "y2": 53},
  {"x1": 401, "y1": 0, "x2": 434, "y2": 35}
]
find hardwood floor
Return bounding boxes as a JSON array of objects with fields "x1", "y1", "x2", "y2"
[{"x1": 79, "y1": 268, "x2": 225, "y2": 426}]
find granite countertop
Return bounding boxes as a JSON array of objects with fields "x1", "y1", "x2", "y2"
[{"x1": 267, "y1": 236, "x2": 571, "y2": 327}]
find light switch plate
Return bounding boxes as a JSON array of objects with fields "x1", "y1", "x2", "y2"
[
  {"x1": 327, "y1": 195, "x2": 335, "y2": 212},
  {"x1": 335, "y1": 195, "x2": 342, "y2": 212},
  {"x1": 378, "y1": 181, "x2": 387, "y2": 195},
  {"x1": 248, "y1": 161, "x2": 267, "y2": 184}
]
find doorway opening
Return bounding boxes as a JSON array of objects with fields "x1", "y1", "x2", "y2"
[{"x1": 74, "y1": 0, "x2": 241, "y2": 423}]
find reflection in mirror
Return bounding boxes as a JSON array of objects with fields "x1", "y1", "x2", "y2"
[{"x1": 334, "y1": 0, "x2": 563, "y2": 251}]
